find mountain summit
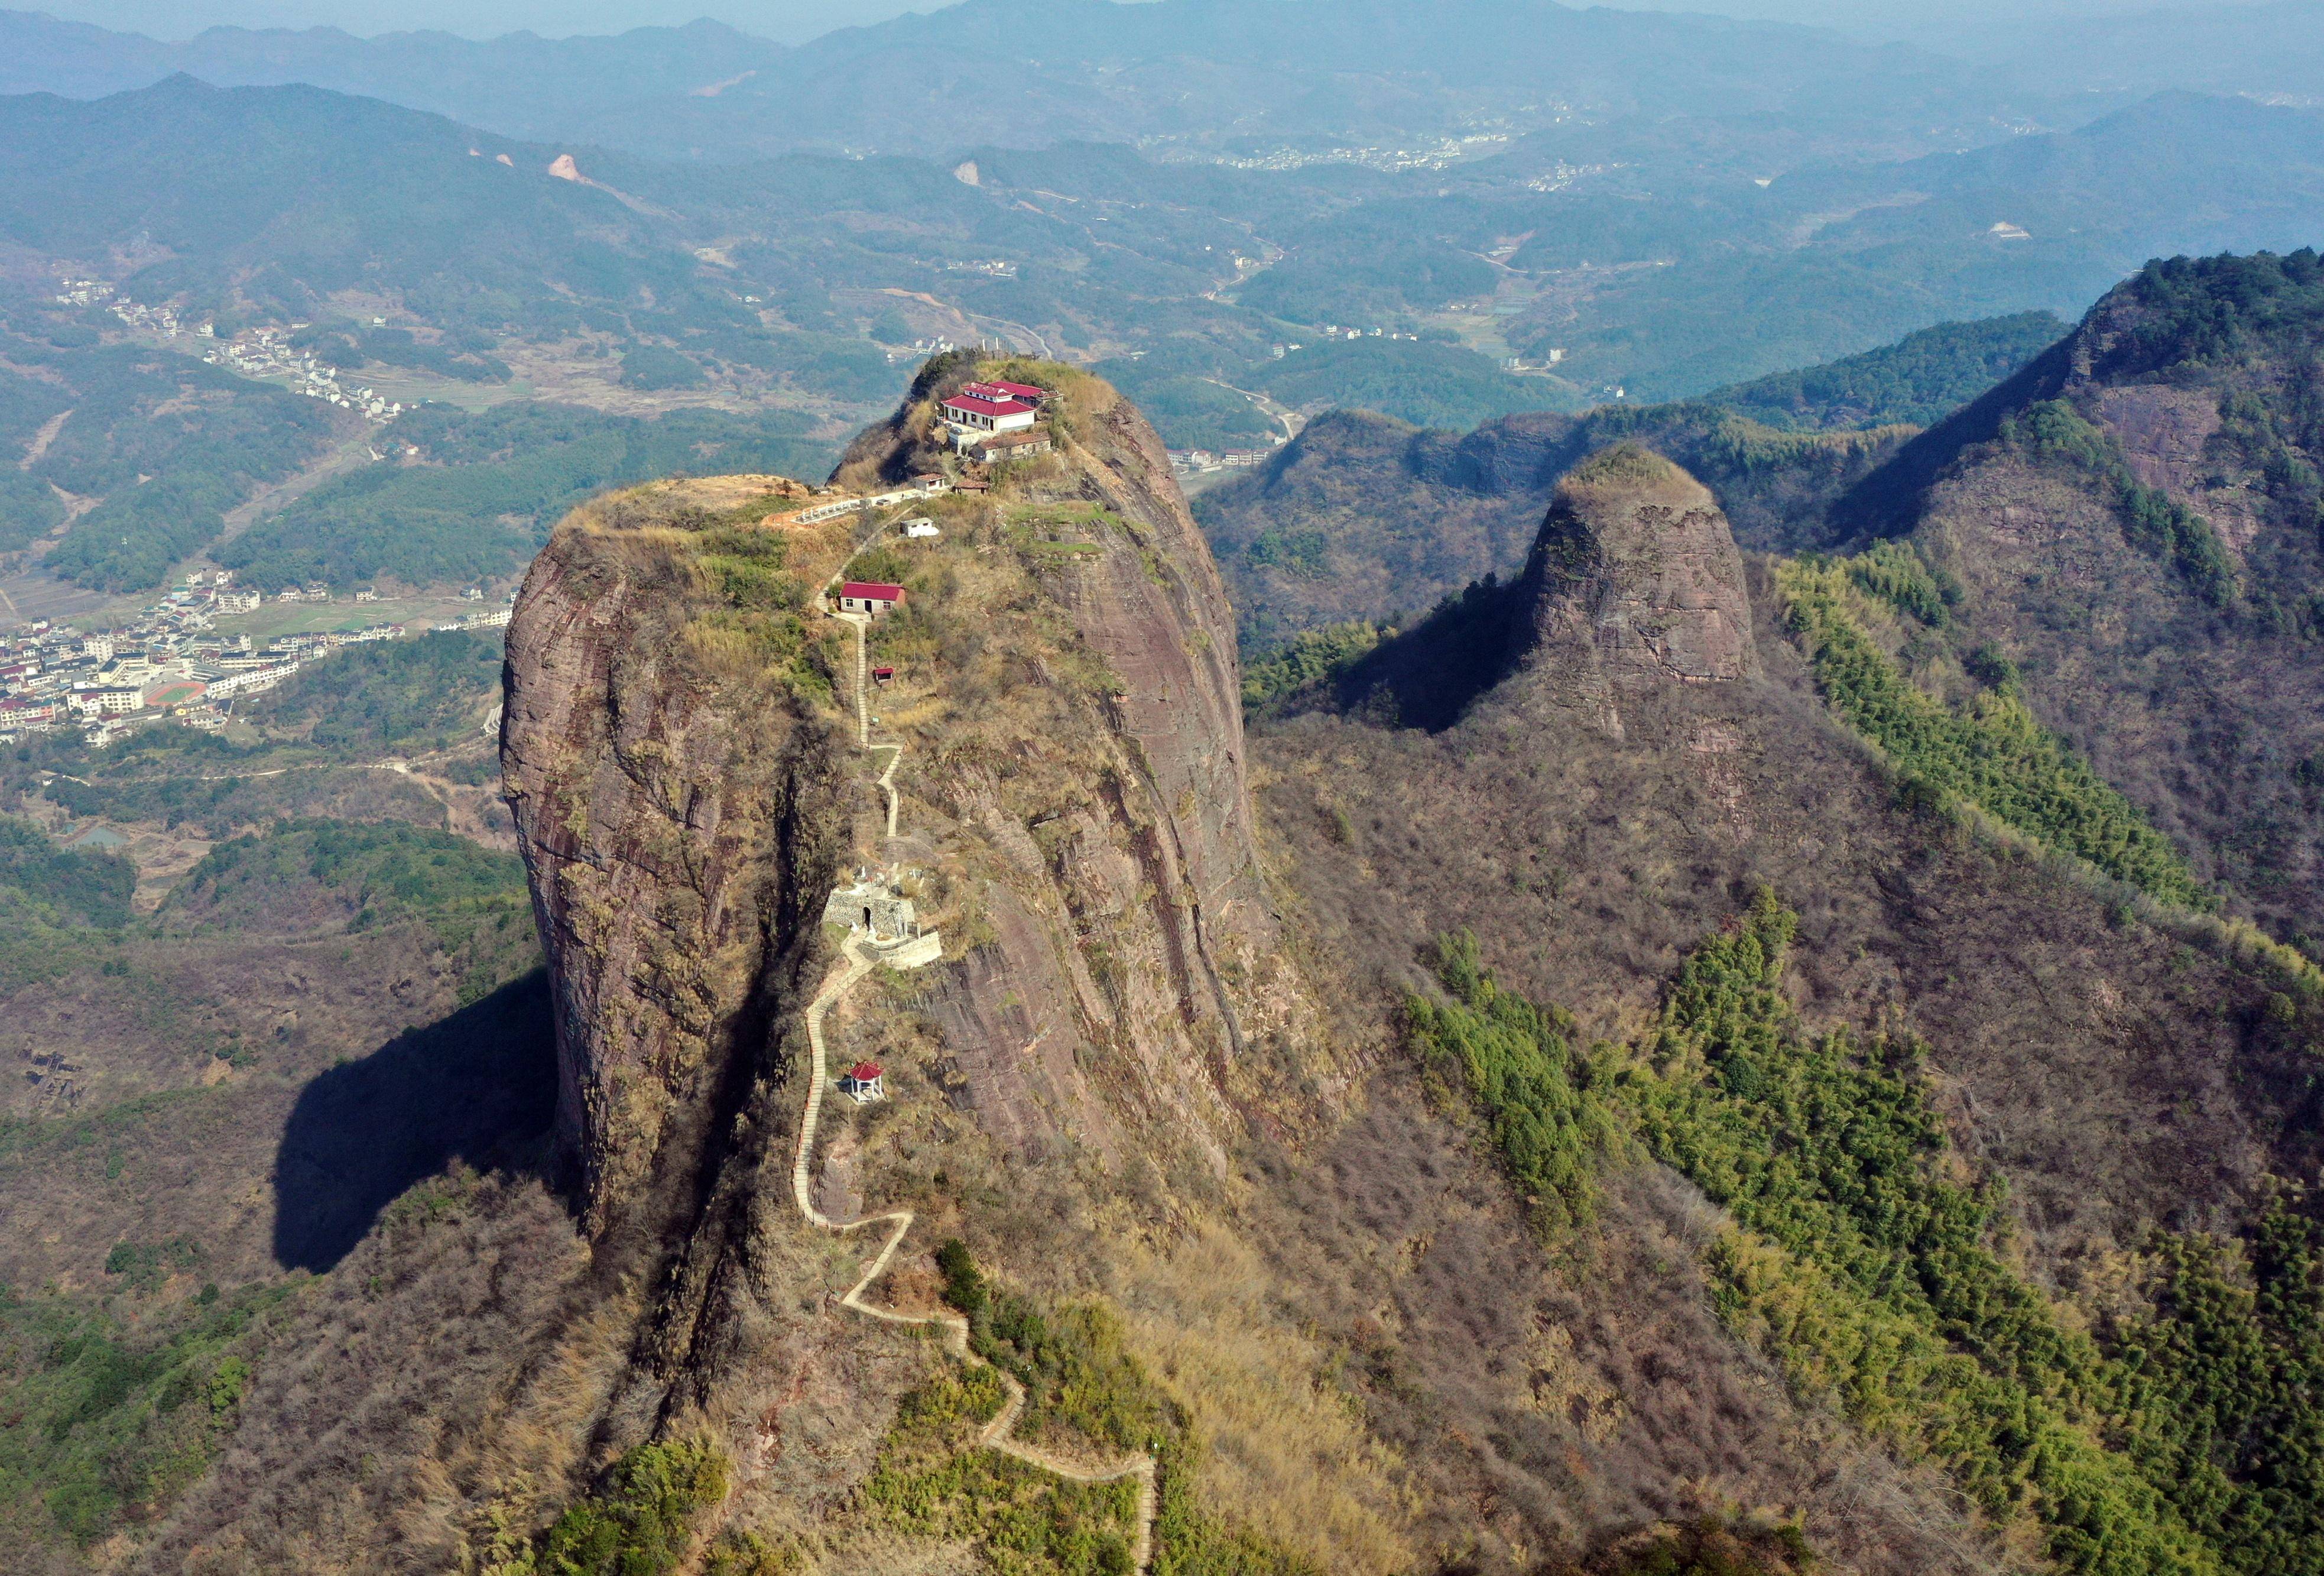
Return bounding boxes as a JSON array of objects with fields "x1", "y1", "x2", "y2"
[{"x1": 1506, "y1": 445, "x2": 1761, "y2": 739}]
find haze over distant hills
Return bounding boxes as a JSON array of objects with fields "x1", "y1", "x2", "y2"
[
  {"x1": 8, "y1": 0, "x2": 2320, "y2": 165},
  {"x1": 2, "y1": 61, "x2": 2320, "y2": 608}
]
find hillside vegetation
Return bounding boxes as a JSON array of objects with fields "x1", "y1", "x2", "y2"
[
  {"x1": 1837, "y1": 248, "x2": 2324, "y2": 946},
  {"x1": 1410, "y1": 896, "x2": 2324, "y2": 1576},
  {"x1": 1778, "y1": 553, "x2": 2212, "y2": 909},
  {"x1": 0, "y1": 334, "x2": 339, "y2": 592},
  {"x1": 1705, "y1": 312, "x2": 2064, "y2": 430},
  {"x1": 219, "y1": 403, "x2": 835, "y2": 591},
  {"x1": 246, "y1": 628, "x2": 504, "y2": 755},
  {"x1": 0, "y1": 813, "x2": 136, "y2": 990},
  {"x1": 0, "y1": 645, "x2": 548, "y2": 1562}
]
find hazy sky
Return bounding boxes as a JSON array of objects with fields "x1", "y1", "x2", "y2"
[{"x1": 24, "y1": 0, "x2": 2275, "y2": 44}]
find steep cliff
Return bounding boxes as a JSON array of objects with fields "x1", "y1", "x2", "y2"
[
  {"x1": 485, "y1": 375, "x2": 2002, "y2": 1576},
  {"x1": 501, "y1": 362, "x2": 1294, "y2": 1234},
  {"x1": 92, "y1": 260, "x2": 2324, "y2": 1576},
  {"x1": 1502, "y1": 445, "x2": 1761, "y2": 738},
  {"x1": 1195, "y1": 397, "x2": 1913, "y2": 648},
  {"x1": 501, "y1": 472, "x2": 840, "y2": 1225},
  {"x1": 483, "y1": 361, "x2": 1411, "y2": 1572}
]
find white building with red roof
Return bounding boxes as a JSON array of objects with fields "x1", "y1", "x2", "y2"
[
  {"x1": 940, "y1": 388, "x2": 1038, "y2": 434},
  {"x1": 962, "y1": 379, "x2": 1046, "y2": 405},
  {"x1": 834, "y1": 581, "x2": 905, "y2": 617},
  {"x1": 839, "y1": 1061, "x2": 886, "y2": 1102}
]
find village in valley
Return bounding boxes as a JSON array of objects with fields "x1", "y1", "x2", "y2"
[
  {"x1": 0, "y1": 370, "x2": 1083, "y2": 756},
  {"x1": 54, "y1": 278, "x2": 408, "y2": 423},
  {"x1": 0, "y1": 572, "x2": 512, "y2": 747}
]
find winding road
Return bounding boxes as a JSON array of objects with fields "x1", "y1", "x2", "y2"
[{"x1": 791, "y1": 586, "x2": 1158, "y2": 1569}]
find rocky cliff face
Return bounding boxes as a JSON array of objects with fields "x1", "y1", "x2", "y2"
[
  {"x1": 810, "y1": 359, "x2": 1302, "y2": 1160},
  {"x1": 499, "y1": 366, "x2": 1336, "y2": 1450},
  {"x1": 141, "y1": 372, "x2": 1409, "y2": 1576},
  {"x1": 1504, "y1": 445, "x2": 1760, "y2": 738},
  {"x1": 502, "y1": 474, "x2": 846, "y2": 1227},
  {"x1": 1195, "y1": 403, "x2": 1904, "y2": 647}
]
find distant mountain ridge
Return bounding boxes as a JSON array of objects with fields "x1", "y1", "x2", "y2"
[
  {"x1": 1197, "y1": 312, "x2": 2063, "y2": 645},
  {"x1": 8, "y1": 0, "x2": 2324, "y2": 167},
  {"x1": 0, "y1": 0, "x2": 2031, "y2": 161},
  {"x1": 1979, "y1": 0, "x2": 2324, "y2": 99},
  {"x1": 1520, "y1": 92, "x2": 2324, "y2": 398},
  {"x1": 0, "y1": 12, "x2": 783, "y2": 125},
  {"x1": 0, "y1": 75, "x2": 693, "y2": 324}
]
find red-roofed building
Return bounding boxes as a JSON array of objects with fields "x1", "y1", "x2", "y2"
[
  {"x1": 963, "y1": 378, "x2": 1046, "y2": 405},
  {"x1": 940, "y1": 390, "x2": 1037, "y2": 434},
  {"x1": 835, "y1": 581, "x2": 905, "y2": 617},
  {"x1": 840, "y1": 1061, "x2": 886, "y2": 1102}
]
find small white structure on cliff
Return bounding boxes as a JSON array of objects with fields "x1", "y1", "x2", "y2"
[
  {"x1": 823, "y1": 868, "x2": 943, "y2": 967},
  {"x1": 825, "y1": 871, "x2": 917, "y2": 940}
]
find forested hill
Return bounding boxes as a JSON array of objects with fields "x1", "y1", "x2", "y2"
[
  {"x1": 1841, "y1": 248, "x2": 2324, "y2": 531},
  {"x1": 1703, "y1": 312, "x2": 2066, "y2": 430},
  {"x1": 1198, "y1": 313, "x2": 2059, "y2": 647},
  {"x1": 0, "y1": 76, "x2": 702, "y2": 332},
  {"x1": 1830, "y1": 248, "x2": 2324, "y2": 943},
  {"x1": 1247, "y1": 425, "x2": 2324, "y2": 1576}
]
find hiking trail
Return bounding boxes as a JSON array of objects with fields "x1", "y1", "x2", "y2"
[{"x1": 791, "y1": 560, "x2": 1158, "y2": 1569}]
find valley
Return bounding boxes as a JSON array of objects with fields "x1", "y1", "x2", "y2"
[
  {"x1": 1, "y1": 2, "x2": 2323, "y2": 1569},
  {"x1": 8, "y1": 298, "x2": 2315, "y2": 1571}
]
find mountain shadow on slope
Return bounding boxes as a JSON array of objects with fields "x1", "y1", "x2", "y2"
[
  {"x1": 272, "y1": 969, "x2": 557, "y2": 1272},
  {"x1": 1308, "y1": 573, "x2": 1526, "y2": 732},
  {"x1": 1247, "y1": 441, "x2": 2324, "y2": 1574}
]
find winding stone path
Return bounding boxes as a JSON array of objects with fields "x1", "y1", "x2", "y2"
[{"x1": 789, "y1": 622, "x2": 1158, "y2": 1571}]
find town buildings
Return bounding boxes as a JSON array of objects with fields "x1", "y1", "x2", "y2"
[{"x1": 0, "y1": 571, "x2": 512, "y2": 745}]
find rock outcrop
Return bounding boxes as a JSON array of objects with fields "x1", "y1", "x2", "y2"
[
  {"x1": 501, "y1": 475, "x2": 847, "y2": 1226},
  {"x1": 500, "y1": 366, "x2": 1329, "y2": 1423},
  {"x1": 1504, "y1": 444, "x2": 1760, "y2": 738}
]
